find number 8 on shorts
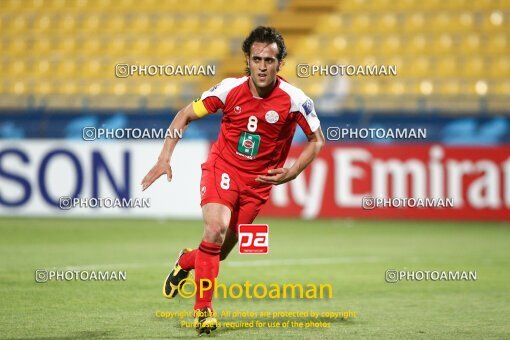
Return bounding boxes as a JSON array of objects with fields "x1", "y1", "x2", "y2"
[{"x1": 220, "y1": 173, "x2": 230, "y2": 190}]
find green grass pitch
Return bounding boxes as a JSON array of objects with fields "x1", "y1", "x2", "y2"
[{"x1": 0, "y1": 217, "x2": 509, "y2": 339}]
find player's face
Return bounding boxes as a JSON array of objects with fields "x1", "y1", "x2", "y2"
[{"x1": 247, "y1": 42, "x2": 281, "y2": 89}]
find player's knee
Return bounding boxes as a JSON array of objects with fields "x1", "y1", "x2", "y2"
[{"x1": 203, "y1": 219, "x2": 228, "y2": 243}]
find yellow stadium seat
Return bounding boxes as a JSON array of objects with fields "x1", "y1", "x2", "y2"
[
  {"x1": 9, "y1": 15, "x2": 30, "y2": 32},
  {"x1": 82, "y1": 38, "x2": 103, "y2": 56},
  {"x1": 443, "y1": 0, "x2": 469, "y2": 10},
  {"x1": 408, "y1": 57, "x2": 431, "y2": 77},
  {"x1": 203, "y1": 16, "x2": 225, "y2": 35},
  {"x1": 155, "y1": 15, "x2": 176, "y2": 34},
  {"x1": 382, "y1": 35, "x2": 401, "y2": 54},
  {"x1": 481, "y1": 10, "x2": 507, "y2": 32},
  {"x1": 180, "y1": 38, "x2": 201, "y2": 57},
  {"x1": 132, "y1": 38, "x2": 151, "y2": 54},
  {"x1": 204, "y1": 38, "x2": 229, "y2": 59},
  {"x1": 456, "y1": 11, "x2": 475, "y2": 32},
  {"x1": 339, "y1": 0, "x2": 368, "y2": 12},
  {"x1": 487, "y1": 33, "x2": 508, "y2": 54},
  {"x1": 229, "y1": 0, "x2": 274, "y2": 14},
  {"x1": 4, "y1": 0, "x2": 24, "y2": 10},
  {"x1": 278, "y1": 57, "x2": 297, "y2": 80},
  {"x1": 9, "y1": 38, "x2": 29, "y2": 56},
  {"x1": 33, "y1": 80, "x2": 55, "y2": 95},
  {"x1": 464, "y1": 57, "x2": 486, "y2": 77},
  {"x1": 378, "y1": 13, "x2": 399, "y2": 33},
  {"x1": 83, "y1": 14, "x2": 101, "y2": 33},
  {"x1": 316, "y1": 15, "x2": 344, "y2": 34},
  {"x1": 129, "y1": 14, "x2": 151, "y2": 34},
  {"x1": 353, "y1": 36, "x2": 375, "y2": 55},
  {"x1": 394, "y1": 0, "x2": 418, "y2": 11},
  {"x1": 459, "y1": 33, "x2": 481, "y2": 54},
  {"x1": 179, "y1": 16, "x2": 200, "y2": 34},
  {"x1": 433, "y1": 34, "x2": 455, "y2": 54},
  {"x1": 419, "y1": 0, "x2": 444, "y2": 10},
  {"x1": 326, "y1": 37, "x2": 349, "y2": 58},
  {"x1": 56, "y1": 80, "x2": 80, "y2": 95},
  {"x1": 32, "y1": 37, "x2": 52, "y2": 54},
  {"x1": 403, "y1": 13, "x2": 426, "y2": 33},
  {"x1": 300, "y1": 36, "x2": 321, "y2": 57},
  {"x1": 351, "y1": 14, "x2": 371, "y2": 33},
  {"x1": 58, "y1": 14, "x2": 77, "y2": 31},
  {"x1": 493, "y1": 80, "x2": 510, "y2": 95},
  {"x1": 227, "y1": 16, "x2": 253, "y2": 37},
  {"x1": 104, "y1": 15, "x2": 125, "y2": 33},
  {"x1": 108, "y1": 37, "x2": 128, "y2": 55},
  {"x1": 429, "y1": 12, "x2": 453, "y2": 33},
  {"x1": 199, "y1": 0, "x2": 224, "y2": 13},
  {"x1": 388, "y1": 79, "x2": 406, "y2": 96},
  {"x1": 438, "y1": 79, "x2": 464, "y2": 95},
  {"x1": 471, "y1": 0, "x2": 497, "y2": 10},
  {"x1": 371, "y1": 0, "x2": 393, "y2": 11},
  {"x1": 116, "y1": 0, "x2": 137, "y2": 11},
  {"x1": 489, "y1": 57, "x2": 510, "y2": 78},
  {"x1": 361, "y1": 78, "x2": 380, "y2": 95},
  {"x1": 3, "y1": 0, "x2": 508, "y2": 108},
  {"x1": 155, "y1": 38, "x2": 177, "y2": 55},
  {"x1": 405, "y1": 35, "x2": 428, "y2": 55},
  {"x1": 436, "y1": 56, "x2": 459, "y2": 77}
]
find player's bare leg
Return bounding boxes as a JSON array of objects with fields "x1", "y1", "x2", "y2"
[
  {"x1": 193, "y1": 203, "x2": 231, "y2": 335},
  {"x1": 220, "y1": 228, "x2": 238, "y2": 261}
]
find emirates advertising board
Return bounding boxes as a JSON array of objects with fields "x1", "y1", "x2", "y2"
[{"x1": 0, "y1": 141, "x2": 508, "y2": 220}]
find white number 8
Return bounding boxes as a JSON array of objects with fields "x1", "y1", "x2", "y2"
[
  {"x1": 220, "y1": 173, "x2": 230, "y2": 190},
  {"x1": 247, "y1": 116, "x2": 258, "y2": 132}
]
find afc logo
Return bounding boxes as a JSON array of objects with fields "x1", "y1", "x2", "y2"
[{"x1": 238, "y1": 224, "x2": 269, "y2": 254}]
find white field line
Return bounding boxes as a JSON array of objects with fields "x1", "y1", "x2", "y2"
[
  {"x1": 59, "y1": 256, "x2": 386, "y2": 271},
  {"x1": 225, "y1": 256, "x2": 386, "y2": 267}
]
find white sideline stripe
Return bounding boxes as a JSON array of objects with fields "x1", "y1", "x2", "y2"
[
  {"x1": 60, "y1": 256, "x2": 386, "y2": 271},
  {"x1": 225, "y1": 256, "x2": 385, "y2": 267},
  {"x1": 62, "y1": 263, "x2": 161, "y2": 270}
]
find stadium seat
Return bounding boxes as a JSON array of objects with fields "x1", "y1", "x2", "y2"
[{"x1": 0, "y1": 0, "x2": 508, "y2": 111}]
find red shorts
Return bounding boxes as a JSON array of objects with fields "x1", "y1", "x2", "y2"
[{"x1": 199, "y1": 156, "x2": 272, "y2": 233}]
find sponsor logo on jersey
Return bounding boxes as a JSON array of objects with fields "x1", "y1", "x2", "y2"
[
  {"x1": 243, "y1": 139, "x2": 254, "y2": 148},
  {"x1": 302, "y1": 99, "x2": 313, "y2": 115},
  {"x1": 265, "y1": 110, "x2": 279, "y2": 124},
  {"x1": 209, "y1": 82, "x2": 220, "y2": 92},
  {"x1": 237, "y1": 132, "x2": 260, "y2": 158}
]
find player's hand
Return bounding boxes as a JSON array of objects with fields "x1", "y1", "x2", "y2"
[
  {"x1": 141, "y1": 159, "x2": 172, "y2": 191},
  {"x1": 255, "y1": 168, "x2": 297, "y2": 185}
]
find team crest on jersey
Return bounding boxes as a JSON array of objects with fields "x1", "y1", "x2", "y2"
[
  {"x1": 234, "y1": 106, "x2": 242, "y2": 114},
  {"x1": 265, "y1": 110, "x2": 279, "y2": 124},
  {"x1": 302, "y1": 99, "x2": 313, "y2": 115}
]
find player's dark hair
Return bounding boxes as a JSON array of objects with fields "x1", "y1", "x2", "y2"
[{"x1": 242, "y1": 26, "x2": 287, "y2": 75}]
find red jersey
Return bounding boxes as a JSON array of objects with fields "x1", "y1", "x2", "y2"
[{"x1": 192, "y1": 76, "x2": 320, "y2": 174}]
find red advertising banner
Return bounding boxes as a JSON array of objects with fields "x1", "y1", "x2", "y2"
[{"x1": 261, "y1": 144, "x2": 510, "y2": 220}]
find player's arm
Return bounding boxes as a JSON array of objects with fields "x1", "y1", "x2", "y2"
[
  {"x1": 141, "y1": 100, "x2": 209, "y2": 191},
  {"x1": 256, "y1": 127, "x2": 325, "y2": 185}
]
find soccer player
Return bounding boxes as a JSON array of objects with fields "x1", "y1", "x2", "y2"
[{"x1": 141, "y1": 26, "x2": 324, "y2": 335}]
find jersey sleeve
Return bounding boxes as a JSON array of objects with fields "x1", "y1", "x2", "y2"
[
  {"x1": 192, "y1": 97, "x2": 223, "y2": 117},
  {"x1": 296, "y1": 96, "x2": 321, "y2": 134},
  {"x1": 192, "y1": 77, "x2": 247, "y2": 116}
]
